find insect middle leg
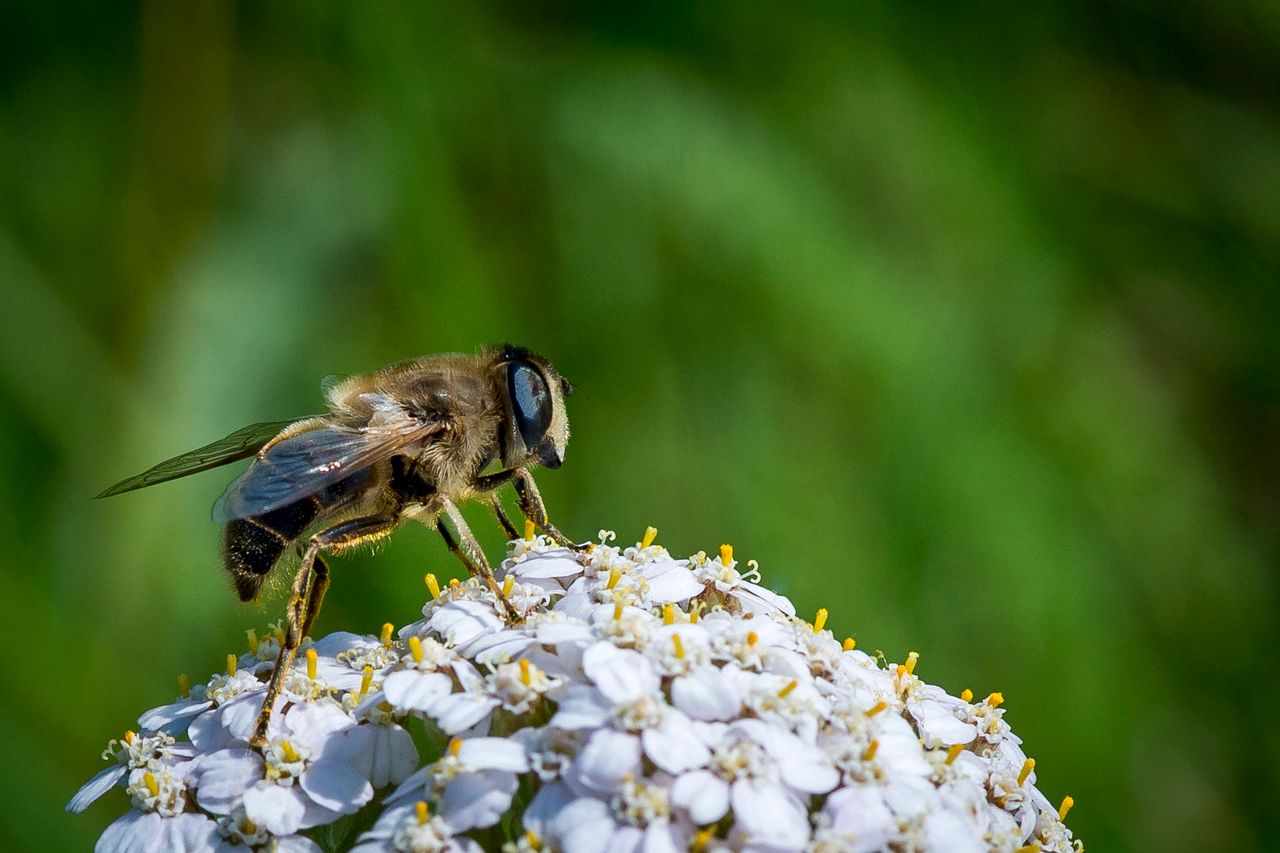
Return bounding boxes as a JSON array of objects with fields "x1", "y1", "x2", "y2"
[
  {"x1": 511, "y1": 467, "x2": 589, "y2": 549},
  {"x1": 250, "y1": 512, "x2": 399, "y2": 749},
  {"x1": 435, "y1": 498, "x2": 516, "y2": 621}
]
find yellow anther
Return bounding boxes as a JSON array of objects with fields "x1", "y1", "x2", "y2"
[
  {"x1": 813, "y1": 608, "x2": 828, "y2": 632},
  {"x1": 641, "y1": 526, "x2": 658, "y2": 549},
  {"x1": 227, "y1": 654, "x2": 237, "y2": 676},
  {"x1": 746, "y1": 630, "x2": 759, "y2": 647},
  {"x1": 960, "y1": 688, "x2": 973, "y2": 702},
  {"x1": 1015, "y1": 846, "x2": 1040, "y2": 853},
  {"x1": 689, "y1": 602, "x2": 702, "y2": 624},
  {"x1": 987, "y1": 692, "x2": 1005, "y2": 708},
  {"x1": 778, "y1": 679, "x2": 798, "y2": 698},
  {"x1": 143, "y1": 771, "x2": 159, "y2": 798},
  {"x1": 895, "y1": 665, "x2": 906, "y2": 680},
  {"x1": 448, "y1": 738, "x2": 462, "y2": 757},
  {"x1": 449, "y1": 578, "x2": 461, "y2": 591},
  {"x1": 864, "y1": 700, "x2": 887, "y2": 717},
  {"x1": 280, "y1": 740, "x2": 301, "y2": 763},
  {"x1": 905, "y1": 651, "x2": 919, "y2": 675},
  {"x1": 1058, "y1": 795, "x2": 1075, "y2": 820},
  {"x1": 719, "y1": 544, "x2": 733, "y2": 564},
  {"x1": 863, "y1": 739, "x2": 880, "y2": 761},
  {"x1": 502, "y1": 575, "x2": 515, "y2": 597},
  {"x1": 662, "y1": 603, "x2": 676, "y2": 625},
  {"x1": 691, "y1": 827, "x2": 716, "y2": 852},
  {"x1": 359, "y1": 665, "x2": 374, "y2": 697},
  {"x1": 306, "y1": 648, "x2": 318, "y2": 680},
  {"x1": 415, "y1": 800, "x2": 429, "y2": 825},
  {"x1": 409, "y1": 636, "x2": 424, "y2": 664},
  {"x1": 523, "y1": 518, "x2": 536, "y2": 542},
  {"x1": 606, "y1": 568, "x2": 621, "y2": 590},
  {"x1": 842, "y1": 637, "x2": 856, "y2": 651},
  {"x1": 525, "y1": 829, "x2": 542, "y2": 850},
  {"x1": 1018, "y1": 758, "x2": 1036, "y2": 786},
  {"x1": 378, "y1": 700, "x2": 394, "y2": 713},
  {"x1": 380, "y1": 623, "x2": 394, "y2": 646},
  {"x1": 425, "y1": 573, "x2": 441, "y2": 599},
  {"x1": 124, "y1": 730, "x2": 136, "y2": 745},
  {"x1": 243, "y1": 818, "x2": 257, "y2": 834},
  {"x1": 177, "y1": 674, "x2": 191, "y2": 698},
  {"x1": 519, "y1": 658, "x2": 532, "y2": 686},
  {"x1": 945, "y1": 743, "x2": 965, "y2": 765},
  {"x1": 672, "y1": 634, "x2": 685, "y2": 659},
  {"x1": 246, "y1": 629, "x2": 259, "y2": 655},
  {"x1": 613, "y1": 601, "x2": 624, "y2": 621}
]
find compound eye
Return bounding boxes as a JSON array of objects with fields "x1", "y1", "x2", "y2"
[{"x1": 507, "y1": 361, "x2": 552, "y2": 450}]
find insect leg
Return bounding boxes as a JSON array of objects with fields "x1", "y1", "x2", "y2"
[
  {"x1": 472, "y1": 470, "x2": 522, "y2": 540},
  {"x1": 511, "y1": 467, "x2": 590, "y2": 550},
  {"x1": 250, "y1": 513, "x2": 399, "y2": 749},
  {"x1": 435, "y1": 499, "x2": 516, "y2": 621}
]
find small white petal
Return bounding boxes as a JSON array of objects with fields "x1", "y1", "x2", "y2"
[
  {"x1": 195, "y1": 750, "x2": 262, "y2": 814},
  {"x1": 68, "y1": 765, "x2": 126, "y2": 813},
  {"x1": 642, "y1": 714, "x2": 710, "y2": 773},
  {"x1": 672, "y1": 770, "x2": 730, "y2": 824},
  {"x1": 670, "y1": 666, "x2": 740, "y2": 721},
  {"x1": 457, "y1": 737, "x2": 529, "y2": 773},
  {"x1": 583, "y1": 644, "x2": 658, "y2": 703},
  {"x1": 382, "y1": 670, "x2": 453, "y2": 712},
  {"x1": 568, "y1": 729, "x2": 640, "y2": 794},
  {"x1": 96, "y1": 812, "x2": 162, "y2": 853},
  {"x1": 243, "y1": 782, "x2": 307, "y2": 836},
  {"x1": 160, "y1": 813, "x2": 218, "y2": 852},
  {"x1": 441, "y1": 770, "x2": 518, "y2": 830},
  {"x1": 430, "y1": 692, "x2": 500, "y2": 734},
  {"x1": 301, "y1": 757, "x2": 373, "y2": 813}
]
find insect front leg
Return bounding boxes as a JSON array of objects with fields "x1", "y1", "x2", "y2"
[
  {"x1": 435, "y1": 498, "x2": 517, "y2": 622},
  {"x1": 511, "y1": 467, "x2": 590, "y2": 550},
  {"x1": 250, "y1": 513, "x2": 399, "y2": 750}
]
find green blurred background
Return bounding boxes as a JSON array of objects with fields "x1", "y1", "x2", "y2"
[{"x1": 3, "y1": 2, "x2": 1278, "y2": 850}]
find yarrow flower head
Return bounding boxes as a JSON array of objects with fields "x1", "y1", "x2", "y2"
[{"x1": 74, "y1": 527, "x2": 1080, "y2": 852}]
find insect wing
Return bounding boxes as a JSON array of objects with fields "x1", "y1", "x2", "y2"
[
  {"x1": 96, "y1": 419, "x2": 313, "y2": 499},
  {"x1": 212, "y1": 411, "x2": 442, "y2": 522}
]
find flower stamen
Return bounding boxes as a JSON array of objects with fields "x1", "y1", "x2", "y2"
[
  {"x1": 719, "y1": 543, "x2": 733, "y2": 564},
  {"x1": 415, "y1": 800, "x2": 429, "y2": 825},
  {"x1": 177, "y1": 674, "x2": 190, "y2": 698},
  {"x1": 606, "y1": 568, "x2": 621, "y2": 590},
  {"x1": 409, "y1": 636, "x2": 424, "y2": 665},
  {"x1": 842, "y1": 637, "x2": 856, "y2": 651},
  {"x1": 960, "y1": 688, "x2": 973, "y2": 702},
  {"x1": 502, "y1": 574, "x2": 515, "y2": 597},
  {"x1": 945, "y1": 743, "x2": 965, "y2": 765},
  {"x1": 519, "y1": 658, "x2": 532, "y2": 686},
  {"x1": 641, "y1": 526, "x2": 658, "y2": 549},
  {"x1": 1058, "y1": 795, "x2": 1075, "y2": 820},
  {"x1": 905, "y1": 651, "x2": 919, "y2": 675},
  {"x1": 380, "y1": 623, "x2": 394, "y2": 647},
  {"x1": 524, "y1": 519, "x2": 536, "y2": 542},
  {"x1": 987, "y1": 692, "x2": 1005, "y2": 707},
  {"x1": 226, "y1": 654, "x2": 237, "y2": 676},
  {"x1": 246, "y1": 629, "x2": 259, "y2": 655},
  {"x1": 425, "y1": 573, "x2": 441, "y2": 599},
  {"x1": 143, "y1": 771, "x2": 158, "y2": 798},
  {"x1": 448, "y1": 738, "x2": 462, "y2": 757},
  {"x1": 1017, "y1": 758, "x2": 1035, "y2": 786},
  {"x1": 306, "y1": 648, "x2": 317, "y2": 680},
  {"x1": 662, "y1": 603, "x2": 675, "y2": 625},
  {"x1": 279, "y1": 740, "x2": 301, "y2": 763},
  {"x1": 359, "y1": 665, "x2": 373, "y2": 697},
  {"x1": 864, "y1": 700, "x2": 887, "y2": 717},
  {"x1": 672, "y1": 634, "x2": 685, "y2": 659},
  {"x1": 778, "y1": 679, "x2": 798, "y2": 698},
  {"x1": 813, "y1": 608, "x2": 828, "y2": 632},
  {"x1": 863, "y1": 740, "x2": 880, "y2": 761}
]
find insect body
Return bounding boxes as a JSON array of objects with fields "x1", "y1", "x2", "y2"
[{"x1": 99, "y1": 345, "x2": 577, "y2": 746}]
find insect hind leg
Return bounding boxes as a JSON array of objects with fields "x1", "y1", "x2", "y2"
[{"x1": 250, "y1": 512, "x2": 398, "y2": 749}]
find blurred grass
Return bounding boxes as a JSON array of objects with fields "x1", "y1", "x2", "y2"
[{"x1": 2, "y1": 2, "x2": 1279, "y2": 850}]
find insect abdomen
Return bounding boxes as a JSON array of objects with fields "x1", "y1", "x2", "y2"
[{"x1": 221, "y1": 469, "x2": 375, "y2": 601}]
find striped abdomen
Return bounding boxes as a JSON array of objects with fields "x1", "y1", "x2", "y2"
[{"x1": 222, "y1": 468, "x2": 376, "y2": 601}]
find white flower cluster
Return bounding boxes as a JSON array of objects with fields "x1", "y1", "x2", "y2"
[{"x1": 72, "y1": 528, "x2": 1080, "y2": 853}]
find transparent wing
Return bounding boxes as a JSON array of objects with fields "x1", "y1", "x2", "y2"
[
  {"x1": 96, "y1": 419, "x2": 313, "y2": 499},
  {"x1": 212, "y1": 399, "x2": 444, "y2": 522}
]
